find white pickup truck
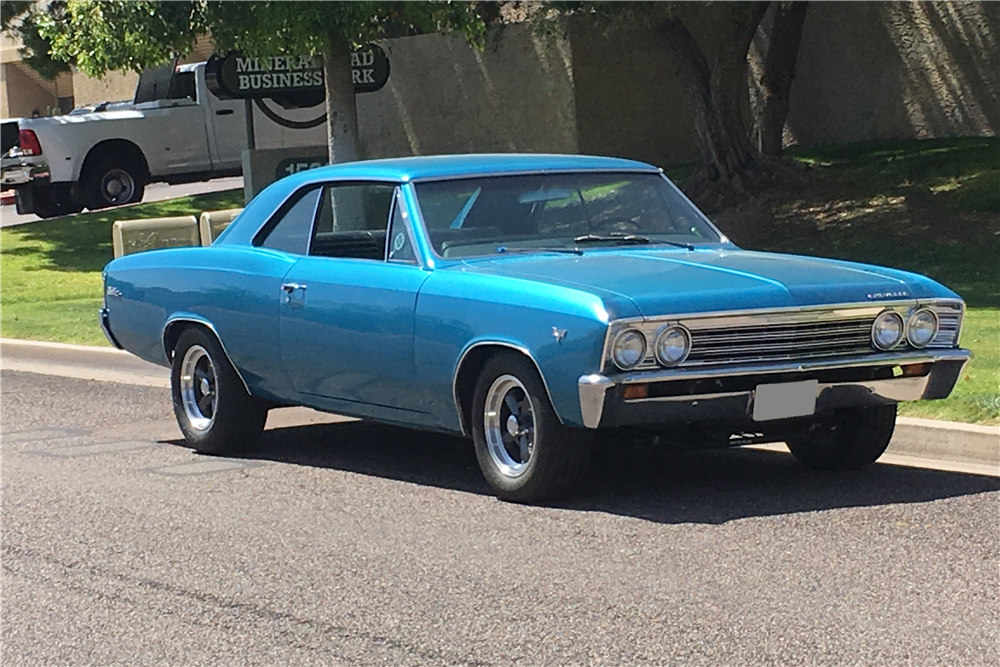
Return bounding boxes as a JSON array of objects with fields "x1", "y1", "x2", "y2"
[{"x1": 2, "y1": 61, "x2": 324, "y2": 218}]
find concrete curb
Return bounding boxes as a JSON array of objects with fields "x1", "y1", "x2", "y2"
[
  {"x1": 891, "y1": 418, "x2": 998, "y2": 468},
  {"x1": 2, "y1": 338, "x2": 997, "y2": 470}
]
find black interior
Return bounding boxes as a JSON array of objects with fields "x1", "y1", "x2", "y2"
[{"x1": 311, "y1": 231, "x2": 386, "y2": 260}]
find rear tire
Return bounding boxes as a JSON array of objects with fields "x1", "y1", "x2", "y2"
[
  {"x1": 171, "y1": 327, "x2": 267, "y2": 455},
  {"x1": 83, "y1": 158, "x2": 145, "y2": 209},
  {"x1": 471, "y1": 352, "x2": 592, "y2": 503},
  {"x1": 786, "y1": 404, "x2": 897, "y2": 471},
  {"x1": 29, "y1": 184, "x2": 83, "y2": 219}
]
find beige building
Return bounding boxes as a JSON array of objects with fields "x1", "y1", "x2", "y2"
[{"x1": 1, "y1": 31, "x2": 75, "y2": 118}]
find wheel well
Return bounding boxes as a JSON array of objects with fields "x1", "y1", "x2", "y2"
[
  {"x1": 163, "y1": 319, "x2": 252, "y2": 395},
  {"x1": 81, "y1": 139, "x2": 150, "y2": 181},
  {"x1": 163, "y1": 319, "x2": 199, "y2": 363},
  {"x1": 454, "y1": 344, "x2": 539, "y2": 436}
]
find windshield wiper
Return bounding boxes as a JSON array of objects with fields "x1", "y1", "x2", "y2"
[
  {"x1": 496, "y1": 245, "x2": 585, "y2": 256},
  {"x1": 574, "y1": 233, "x2": 695, "y2": 251}
]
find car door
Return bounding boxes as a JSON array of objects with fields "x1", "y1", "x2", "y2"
[{"x1": 276, "y1": 182, "x2": 431, "y2": 416}]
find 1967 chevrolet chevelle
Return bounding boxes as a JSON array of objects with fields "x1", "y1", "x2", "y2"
[{"x1": 101, "y1": 154, "x2": 969, "y2": 502}]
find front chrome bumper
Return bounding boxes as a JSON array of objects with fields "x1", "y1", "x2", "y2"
[{"x1": 578, "y1": 349, "x2": 970, "y2": 429}]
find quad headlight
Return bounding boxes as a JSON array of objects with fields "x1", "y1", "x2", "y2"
[
  {"x1": 611, "y1": 328, "x2": 647, "y2": 370},
  {"x1": 654, "y1": 325, "x2": 692, "y2": 366},
  {"x1": 907, "y1": 308, "x2": 939, "y2": 348},
  {"x1": 872, "y1": 310, "x2": 905, "y2": 350}
]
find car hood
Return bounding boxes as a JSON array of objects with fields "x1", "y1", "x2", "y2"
[{"x1": 457, "y1": 248, "x2": 949, "y2": 317}]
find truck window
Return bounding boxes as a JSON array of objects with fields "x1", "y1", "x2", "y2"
[{"x1": 167, "y1": 72, "x2": 196, "y2": 102}]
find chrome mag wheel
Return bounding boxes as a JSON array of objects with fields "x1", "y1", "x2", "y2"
[
  {"x1": 179, "y1": 344, "x2": 218, "y2": 432},
  {"x1": 483, "y1": 374, "x2": 536, "y2": 478}
]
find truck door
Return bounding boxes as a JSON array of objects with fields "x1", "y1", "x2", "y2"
[{"x1": 199, "y1": 65, "x2": 245, "y2": 172}]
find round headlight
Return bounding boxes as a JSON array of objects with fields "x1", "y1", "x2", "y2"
[
  {"x1": 872, "y1": 310, "x2": 905, "y2": 350},
  {"x1": 654, "y1": 325, "x2": 691, "y2": 366},
  {"x1": 611, "y1": 329, "x2": 647, "y2": 370},
  {"x1": 907, "y1": 308, "x2": 938, "y2": 348}
]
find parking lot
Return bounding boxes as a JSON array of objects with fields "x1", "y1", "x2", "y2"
[{"x1": 2, "y1": 368, "x2": 997, "y2": 666}]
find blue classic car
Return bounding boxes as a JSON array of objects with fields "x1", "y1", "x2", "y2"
[{"x1": 101, "y1": 154, "x2": 970, "y2": 502}]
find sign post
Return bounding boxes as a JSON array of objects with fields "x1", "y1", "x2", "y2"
[{"x1": 206, "y1": 46, "x2": 391, "y2": 201}]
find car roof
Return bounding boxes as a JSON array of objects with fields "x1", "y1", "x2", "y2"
[
  {"x1": 289, "y1": 153, "x2": 660, "y2": 183},
  {"x1": 216, "y1": 153, "x2": 662, "y2": 246}
]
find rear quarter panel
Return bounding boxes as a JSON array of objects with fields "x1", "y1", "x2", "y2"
[{"x1": 103, "y1": 245, "x2": 297, "y2": 400}]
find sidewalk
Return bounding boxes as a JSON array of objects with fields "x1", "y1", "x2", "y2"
[{"x1": 2, "y1": 338, "x2": 997, "y2": 474}]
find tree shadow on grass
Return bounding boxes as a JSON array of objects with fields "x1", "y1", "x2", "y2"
[
  {"x1": 170, "y1": 418, "x2": 1000, "y2": 526},
  {"x1": 2, "y1": 189, "x2": 243, "y2": 274}
]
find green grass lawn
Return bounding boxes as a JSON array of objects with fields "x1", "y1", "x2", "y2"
[
  {"x1": 1, "y1": 189, "x2": 243, "y2": 346},
  {"x1": 1, "y1": 138, "x2": 997, "y2": 423}
]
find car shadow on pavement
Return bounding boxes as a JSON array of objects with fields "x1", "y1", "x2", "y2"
[{"x1": 171, "y1": 419, "x2": 1000, "y2": 525}]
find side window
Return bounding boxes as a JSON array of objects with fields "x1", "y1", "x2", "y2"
[
  {"x1": 258, "y1": 187, "x2": 322, "y2": 254},
  {"x1": 386, "y1": 193, "x2": 416, "y2": 264},
  {"x1": 311, "y1": 182, "x2": 396, "y2": 260}
]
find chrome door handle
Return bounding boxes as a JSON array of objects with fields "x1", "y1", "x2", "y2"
[{"x1": 281, "y1": 283, "x2": 306, "y2": 305}]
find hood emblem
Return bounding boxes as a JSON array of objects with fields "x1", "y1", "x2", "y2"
[{"x1": 867, "y1": 291, "x2": 910, "y2": 300}]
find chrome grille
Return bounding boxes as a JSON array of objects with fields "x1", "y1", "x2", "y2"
[
  {"x1": 686, "y1": 317, "x2": 875, "y2": 365},
  {"x1": 928, "y1": 301, "x2": 963, "y2": 348},
  {"x1": 606, "y1": 299, "x2": 965, "y2": 372}
]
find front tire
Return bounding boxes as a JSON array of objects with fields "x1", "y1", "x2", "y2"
[
  {"x1": 786, "y1": 404, "x2": 897, "y2": 471},
  {"x1": 471, "y1": 352, "x2": 592, "y2": 503},
  {"x1": 171, "y1": 328, "x2": 267, "y2": 455}
]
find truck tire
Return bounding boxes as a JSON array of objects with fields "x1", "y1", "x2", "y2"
[
  {"x1": 29, "y1": 184, "x2": 84, "y2": 219},
  {"x1": 83, "y1": 158, "x2": 145, "y2": 210}
]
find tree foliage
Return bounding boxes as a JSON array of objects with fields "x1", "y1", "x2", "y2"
[
  {"x1": 38, "y1": 1, "x2": 487, "y2": 76},
  {"x1": 2, "y1": 1, "x2": 71, "y2": 81},
  {"x1": 35, "y1": 1, "x2": 488, "y2": 162},
  {"x1": 548, "y1": 1, "x2": 807, "y2": 209}
]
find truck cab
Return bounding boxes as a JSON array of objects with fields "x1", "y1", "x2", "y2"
[{"x1": 2, "y1": 61, "x2": 325, "y2": 218}]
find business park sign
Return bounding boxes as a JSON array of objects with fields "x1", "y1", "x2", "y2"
[{"x1": 206, "y1": 45, "x2": 390, "y2": 102}]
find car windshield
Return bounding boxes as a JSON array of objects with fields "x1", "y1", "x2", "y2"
[{"x1": 413, "y1": 172, "x2": 723, "y2": 258}]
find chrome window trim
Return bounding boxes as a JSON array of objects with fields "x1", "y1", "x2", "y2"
[
  {"x1": 451, "y1": 340, "x2": 559, "y2": 436},
  {"x1": 384, "y1": 187, "x2": 420, "y2": 266},
  {"x1": 249, "y1": 177, "x2": 406, "y2": 250},
  {"x1": 161, "y1": 316, "x2": 251, "y2": 394},
  {"x1": 408, "y1": 167, "x2": 660, "y2": 184},
  {"x1": 600, "y1": 298, "x2": 965, "y2": 373}
]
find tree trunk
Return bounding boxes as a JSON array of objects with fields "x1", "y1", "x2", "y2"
[
  {"x1": 753, "y1": 2, "x2": 809, "y2": 156},
  {"x1": 655, "y1": 2, "x2": 769, "y2": 202},
  {"x1": 322, "y1": 37, "x2": 360, "y2": 164}
]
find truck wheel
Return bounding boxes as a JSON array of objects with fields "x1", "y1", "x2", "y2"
[
  {"x1": 471, "y1": 352, "x2": 592, "y2": 503},
  {"x1": 84, "y1": 159, "x2": 145, "y2": 209},
  {"x1": 171, "y1": 327, "x2": 267, "y2": 455},
  {"x1": 786, "y1": 404, "x2": 897, "y2": 471},
  {"x1": 30, "y1": 185, "x2": 84, "y2": 219}
]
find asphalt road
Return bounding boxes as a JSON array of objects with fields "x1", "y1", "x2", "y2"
[
  {"x1": 2, "y1": 369, "x2": 998, "y2": 666},
  {"x1": 0, "y1": 177, "x2": 243, "y2": 228}
]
